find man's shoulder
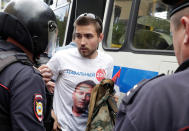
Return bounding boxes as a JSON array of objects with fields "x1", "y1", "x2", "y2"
[
  {"x1": 56, "y1": 43, "x2": 77, "y2": 52},
  {"x1": 13, "y1": 64, "x2": 45, "y2": 90},
  {"x1": 52, "y1": 48, "x2": 77, "y2": 60},
  {"x1": 121, "y1": 74, "x2": 168, "y2": 105},
  {"x1": 138, "y1": 74, "x2": 174, "y2": 97},
  {"x1": 0, "y1": 62, "x2": 43, "y2": 88},
  {"x1": 12, "y1": 63, "x2": 42, "y2": 78},
  {"x1": 118, "y1": 73, "x2": 179, "y2": 118},
  {"x1": 117, "y1": 72, "x2": 189, "y2": 130},
  {"x1": 98, "y1": 50, "x2": 113, "y2": 62}
]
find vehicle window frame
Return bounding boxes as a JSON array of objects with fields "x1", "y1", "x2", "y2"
[
  {"x1": 102, "y1": 0, "x2": 174, "y2": 56},
  {"x1": 52, "y1": 2, "x2": 71, "y2": 47}
]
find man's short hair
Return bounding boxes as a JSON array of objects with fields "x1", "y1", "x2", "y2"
[
  {"x1": 171, "y1": 7, "x2": 189, "y2": 30},
  {"x1": 75, "y1": 80, "x2": 96, "y2": 91},
  {"x1": 74, "y1": 13, "x2": 103, "y2": 36}
]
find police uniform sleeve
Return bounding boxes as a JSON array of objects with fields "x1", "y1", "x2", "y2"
[
  {"x1": 115, "y1": 102, "x2": 137, "y2": 131},
  {"x1": 9, "y1": 66, "x2": 46, "y2": 130}
]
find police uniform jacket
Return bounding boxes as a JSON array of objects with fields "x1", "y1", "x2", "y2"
[
  {"x1": 115, "y1": 59, "x2": 189, "y2": 131},
  {"x1": 0, "y1": 40, "x2": 46, "y2": 131}
]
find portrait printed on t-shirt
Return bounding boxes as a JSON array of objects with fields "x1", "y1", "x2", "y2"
[{"x1": 72, "y1": 80, "x2": 96, "y2": 117}]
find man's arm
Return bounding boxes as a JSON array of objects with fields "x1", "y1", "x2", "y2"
[
  {"x1": 51, "y1": 109, "x2": 61, "y2": 131},
  {"x1": 10, "y1": 67, "x2": 46, "y2": 130}
]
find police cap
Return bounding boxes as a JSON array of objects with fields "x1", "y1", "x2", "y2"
[{"x1": 162, "y1": 0, "x2": 189, "y2": 17}]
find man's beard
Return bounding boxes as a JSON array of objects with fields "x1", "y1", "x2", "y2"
[{"x1": 78, "y1": 47, "x2": 96, "y2": 58}]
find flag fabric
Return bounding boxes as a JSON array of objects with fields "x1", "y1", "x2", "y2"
[{"x1": 112, "y1": 68, "x2": 121, "y2": 83}]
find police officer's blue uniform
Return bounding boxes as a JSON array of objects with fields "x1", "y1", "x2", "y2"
[
  {"x1": 0, "y1": 0, "x2": 57, "y2": 130},
  {"x1": 0, "y1": 40, "x2": 46, "y2": 130},
  {"x1": 115, "y1": 60, "x2": 189, "y2": 131}
]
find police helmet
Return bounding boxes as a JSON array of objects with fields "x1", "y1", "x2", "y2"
[
  {"x1": 3, "y1": 0, "x2": 57, "y2": 58},
  {"x1": 161, "y1": 0, "x2": 189, "y2": 17}
]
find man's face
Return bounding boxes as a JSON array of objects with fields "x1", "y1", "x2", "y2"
[
  {"x1": 75, "y1": 24, "x2": 103, "y2": 59},
  {"x1": 170, "y1": 20, "x2": 185, "y2": 65},
  {"x1": 72, "y1": 83, "x2": 93, "y2": 112}
]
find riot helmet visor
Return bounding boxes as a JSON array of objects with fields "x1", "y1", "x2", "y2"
[{"x1": 46, "y1": 21, "x2": 58, "y2": 57}]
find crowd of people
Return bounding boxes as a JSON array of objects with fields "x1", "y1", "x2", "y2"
[{"x1": 0, "y1": 0, "x2": 189, "y2": 130}]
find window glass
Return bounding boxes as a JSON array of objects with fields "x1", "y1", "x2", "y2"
[
  {"x1": 133, "y1": 0, "x2": 172, "y2": 50},
  {"x1": 0, "y1": 0, "x2": 10, "y2": 11},
  {"x1": 106, "y1": 0, "x2": 132, "y2": 49},
  {"x1": 53, "y1": 4, "x2": 70, "y2": 47},
  {"x1": 50, "y1": 0, "x2": 70, "y2": 8}
]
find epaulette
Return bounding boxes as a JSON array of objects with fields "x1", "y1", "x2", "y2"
[
  {"x1": 0, "y1": 51, "x2": 32, "y2": 73},
  {"x1": 123, "y1": 74, "x2": 165, "y2": 105}
]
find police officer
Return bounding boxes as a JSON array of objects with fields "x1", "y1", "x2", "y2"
[
  {"x1": 0, "y1": 0, "x2": 57, "y2": 130},
  {"x1": 115, "y1": 0, "x2": 189, "y2": 131}
]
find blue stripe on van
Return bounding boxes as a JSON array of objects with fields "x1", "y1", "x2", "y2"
[{"x1": 112, "y1": 66, "x2": 158, "y2": 93}]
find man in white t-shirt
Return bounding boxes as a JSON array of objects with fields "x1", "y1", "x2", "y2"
[{"x1": 39, "y1": 13, "x2": 114, "y2": 131}]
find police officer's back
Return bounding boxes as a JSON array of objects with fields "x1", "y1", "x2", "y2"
[
  {"x1": 0, "y1": 0, "x2": 57, "y2": 130},
  {"x1": 115, "y1": 0, "x2": 189, "y2": 131}
]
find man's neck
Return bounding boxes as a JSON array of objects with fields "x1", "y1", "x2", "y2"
[{"x1": 84, "y1": 50, "x2": 98, "y2": 59}]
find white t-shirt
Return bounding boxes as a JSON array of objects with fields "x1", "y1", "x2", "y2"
[{"x1": 47, "y1": 47, "x2": 113, "y2": 131}]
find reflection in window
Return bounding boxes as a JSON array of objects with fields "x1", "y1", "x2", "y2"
[
  {"x1": 0, "y1": 0, "x2": 10, "y2": 11},
  {"x1": 54, "y1": 4, "x2": 70, "y2": 47},
  {"x1": 50, "y1": 0, "x2": 70, "y2": 9},
  {"x1": 133, "y1": 0, "x2": 173, "y2": 50},
  {"x1": 106, "y1": 0, "x2": 132, "y2": 49}
]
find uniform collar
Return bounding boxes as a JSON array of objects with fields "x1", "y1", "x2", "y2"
[
  {"x1": 175, "y1": 59, "x2": 189, "y2": 73},
  {"x1": 0, "y1": 39, "x2": 23, "y2": 52}
]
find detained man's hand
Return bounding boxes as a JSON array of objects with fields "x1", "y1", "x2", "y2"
[
  {"x1": 38, "y1": 64, "x2": 53, "y2": 83},
  {"x1": 51, "y1": 109, "x2": 61, "y2": 131},
  {"x1": 46, "y1": 81, "x2": 55, "y2": 94}
]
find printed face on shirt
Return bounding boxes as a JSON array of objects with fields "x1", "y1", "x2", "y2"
[
  {"x1": 75, "y1": 24, "x2": 103, "y2": 59},
  {"x1": 72, "y1": 83, "x2": 93, "y2": 116}
]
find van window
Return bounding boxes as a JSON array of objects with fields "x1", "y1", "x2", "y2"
[
  {"x1": 133, "y1": 0, "x2": 172, "y2": 50},
  {"x1": 0, "y1": 0, "x2": 10, "y2": 11},
  {"x1": 50, "y1": 0, "x2": 70, "y2": 8},
  {"x1": 53, "y1": 3, "x2": 70, "y2": 47},
  {"x1": 105, "y1": 0, "x2": 132, "y2": 49}
]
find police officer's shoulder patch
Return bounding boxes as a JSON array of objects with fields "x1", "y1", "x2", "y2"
[{"x1": 33, "y1": 94, "x2": 43, "y2": 122}]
